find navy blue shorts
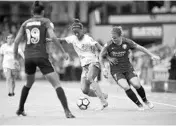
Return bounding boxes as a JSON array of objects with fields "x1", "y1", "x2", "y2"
[
  {"x1": 25, "y1": 57, "x2": 54, "y2": 75},
  {"x1": 111, "y1": 68, "x2": 137, "y2": 82}
]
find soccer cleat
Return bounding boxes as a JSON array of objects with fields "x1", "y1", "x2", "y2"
[
  {"x1": 100, "y1": 101, "x2": 108, "y2": 110},
  {"x1": 16, "y1": 110, "x2": 27, "y2": 116},
  {"x1": 65, "y1": 112, "x2": 75, "y2": 118},
  {"x1": 8, "y1": 93, "x2": 14, "y2": 97},
  {"x1": 138, "y1": 105, "x2": 145, "y2": 111},
  {"x1": 95, "y1": 102, "x2": 108, "y2": 111},
  {"x1": 145, "y1": 101, "x2": 154, "y2": 109}
]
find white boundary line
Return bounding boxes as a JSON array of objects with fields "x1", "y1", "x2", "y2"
[
  {"x1": 111, "y1": 94, "x2": 176, "y2": 108},
  {"x1": 151, "y1": 101, "x2": 176, "y2": 108},
  {"x1": 34, "y1": 84, "x2": 176, "y2": 109},
  {"x1": 65, "y1": 88, "x2": 176, "y2": 109}
]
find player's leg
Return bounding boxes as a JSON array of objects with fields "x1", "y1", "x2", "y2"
[
  {"x1": 127, "y1": 71, "x2": 154, "y2": 109},
  {"x1": 81, "y1": 66, "x2": 97, "y2": 97},
  {"x1": 11, "y1": 69, "x2": 18, "y2": 96},
  {"x1": 16, "y1": 59, "x2": 36, "y2": 116},
  {"x1": 38, "y1": 58, "x2": 75, "y2": 118},
  {"x1": 112, "y1": 72, "x2": 143, "y2": 109},
  {"x1": 87, "y1": 63, "x2": 108, "y2": 109},
  {"x1": 4, "y1": 68, "x2": 13, "y2": 96}
]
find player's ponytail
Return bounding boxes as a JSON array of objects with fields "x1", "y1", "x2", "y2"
[
  {"x1": 34, "y1": 1, "x2": 40, "y2": 7},
  {"x1": 32, "y1": 1, "x2": 44, "y2": 15}
]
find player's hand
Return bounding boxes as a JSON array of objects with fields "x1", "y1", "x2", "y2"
[
  {"x1": 102, "y1": 68, "x2": 108, "y2": 79},
  {"x1": 151, "y1": 54, "x2": 160, "y2": 61},
  {"x1": 63, "y1": 53, "x2": 69, "y2": 60},
  {"x1": 107, "y1": 56, "x2": 118, "y2": 65}
]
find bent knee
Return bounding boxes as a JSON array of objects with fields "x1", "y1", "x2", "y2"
[
  {"x1": 132, "y1": 84, "x2": 141, "y2": 89},
  {"x1": 130, "y1": 81, "x2": 141, "y2": 89},
  {"x1": 120, "y1": 84, "x2": 130, "y2": 91}
]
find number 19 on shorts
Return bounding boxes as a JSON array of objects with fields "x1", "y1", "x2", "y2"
[{"x1": 26, "y1": 28, "x2": 40, "y2": 44}]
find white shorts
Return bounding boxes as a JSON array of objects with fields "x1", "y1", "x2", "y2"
[
  {"x1": 3, "y1": 68, "x2": 18, "y2": 79},
  {"x1": 81, "y1": 62, "x2": 100, "y2": 79}
]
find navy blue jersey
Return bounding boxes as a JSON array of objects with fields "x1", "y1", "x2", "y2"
[
  {"x1": 105, "y1": 37, "x2": 138, "y2": 72},
  {"x1": 20, "y1": 16, "x2": 53, "y2": 59}
]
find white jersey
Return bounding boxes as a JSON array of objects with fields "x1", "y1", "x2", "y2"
[
  {"x1": 65, "y1": 34, "x2": 99, "y2": 66},
  {"x1": 0, "y1": 43, "x2": 23, "y2": 69}
]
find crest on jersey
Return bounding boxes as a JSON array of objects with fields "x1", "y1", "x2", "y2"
[{"x1": 122, "y1": 44, "x2": 127, "y2": 49}]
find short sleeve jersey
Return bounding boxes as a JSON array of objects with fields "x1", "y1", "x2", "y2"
[
  {"x1": 65, "y1": 34, "x2": 99, "y2": 66},
  {"x1": 105, "y1": 37, "x2": 138, "y2": 72},
  {"x1": 21, "y1": 16, "x2": 53, "y2": 59},
  {"x1": 0, "y1": 43, "x2": 17, "y2": 69}
]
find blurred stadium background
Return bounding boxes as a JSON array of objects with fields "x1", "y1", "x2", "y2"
[{"x1": 0, "y1": 0, "x2": 176, "y2": 92}]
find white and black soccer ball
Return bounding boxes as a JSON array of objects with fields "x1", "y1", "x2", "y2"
[{"x1": 77, "y1": 97, "x2": 90, "y2": 110}]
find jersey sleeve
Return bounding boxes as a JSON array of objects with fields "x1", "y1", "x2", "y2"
[
  {"x1": 64, "y1": 35, "x2": 75, "y2": 44},
  {"x1": 123, "y1": 37, "x2": 138, "y2": 49}
]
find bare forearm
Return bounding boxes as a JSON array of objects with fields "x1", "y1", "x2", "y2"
[
  {"x1": 52, "y1": 38, "x2": 66, "y2": 54},
  {"x1": 137, "y1": 45, "x2": 153, "y2": 57},
  {"x1": 14, "y1": 42, "x2": 19, "y2": 59},
  {"x1": 100, "y1": 58, "x2": 107, "y2": 69}
]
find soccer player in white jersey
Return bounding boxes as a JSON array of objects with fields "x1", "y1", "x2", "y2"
[
  {"x1": 48, "y1": 19, "x2": 108, "y2": 109},
  {"x1": 0, "y1": 34, "x2": 24, "y2": 96}
]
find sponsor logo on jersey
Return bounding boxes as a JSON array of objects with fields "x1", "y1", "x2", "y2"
[
  {"x1": 26, "y1": 21, "x2": 41, "y2": 27},
  {"x1": 111, "y1": 51, "x2": 126, "y2": 57}
]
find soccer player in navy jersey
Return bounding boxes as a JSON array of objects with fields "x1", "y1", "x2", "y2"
[
  {"x1": 13, "y1": 1, "x2": 75, "y2": 118},
  {"x1": 100, "y1": 26, "x2": 160, "y2": 110}
]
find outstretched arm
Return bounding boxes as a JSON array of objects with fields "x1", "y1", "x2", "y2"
[
  {"x1": 47, "y1": 29, "x2": 66, "y2": 54},
  {"x1": 46, "y1": 38, "x2": 66, "y2": 44},
  {"x1": 125, "y1": 37, "x2": 160, "y2": 61},
  {"x1": 135, "y1": 44, "x2": 160, "y2": 60}
]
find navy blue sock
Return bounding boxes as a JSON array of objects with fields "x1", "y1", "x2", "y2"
[
  {"x1": 136, "y1": 86, "x2": 147, "y2": 102},
  {"x1": 56, "y1": 87, "x2": 70, "y2": 111},
  {"x1": 125, "y1": 89, "x2": 142, "y2": 106},
  {"x1": 19, "y1": 86, "x2": 30, "y2": 111}
]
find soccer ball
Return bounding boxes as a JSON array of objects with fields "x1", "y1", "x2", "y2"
[{"x1": 77, "y1": 97, "x2": 90, "y2": 110}]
